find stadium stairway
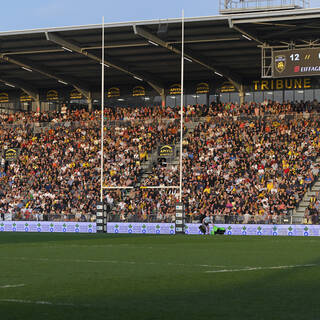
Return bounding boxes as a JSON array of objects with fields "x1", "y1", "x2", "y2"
[
  {"x1": 293, "y1": 157, "x2": 320, "y2": 224},
  {"x1": 171, "y1": 119, "x2": 200, "y2": 166},
  {"x1": 140, "y1": 120, "x2": 199, "y2": 179},
  {"x1": 140, "y1": 148, "x2": 159, "y2": 175}
]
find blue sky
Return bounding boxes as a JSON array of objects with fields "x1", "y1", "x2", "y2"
[{"x1": 0, "y1": 0, "x2": 319, "y2": 31}]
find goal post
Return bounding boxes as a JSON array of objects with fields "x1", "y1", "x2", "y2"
[
  {"x1": 98, "y1": 10, "x2": 186, "y2": 234},
  {"x1": 97, "y1": 185, "x2": 186, "y2": 234}
]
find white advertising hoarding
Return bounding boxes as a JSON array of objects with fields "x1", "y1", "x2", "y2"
[
  {"x1": 107, "y1": 223, "x2": 320, "y2": 237},
  {"x1": 0, "y1": 222, "x2": 318, "y2": 237},
  {"x1": 0, "y1": 221, "x2": 96, "y2": 233}
]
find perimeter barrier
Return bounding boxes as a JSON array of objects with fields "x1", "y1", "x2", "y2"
[{"x1": 0, "y1": 221, "x2": 318, "y2": 237}]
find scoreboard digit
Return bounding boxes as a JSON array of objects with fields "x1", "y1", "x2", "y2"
[
  {"x1": 289, "y1": 53, "x2": 300, "y2": 61},
  {"x1": 272, "y1": 48, "x2": 320, "y2": 78}
]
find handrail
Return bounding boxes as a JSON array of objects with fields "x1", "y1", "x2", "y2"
[{"x1": 0, "y1": 112, "x2": 319, "y2": 130}]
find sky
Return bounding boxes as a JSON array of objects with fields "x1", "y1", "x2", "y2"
[{"x1": 0, "y1": 0, "x2": 319, "y2": 31}]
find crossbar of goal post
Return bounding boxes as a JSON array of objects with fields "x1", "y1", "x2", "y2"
[
  {"x1": 140, "y1": 186, "x2": 179, "y2": 189},
  {"x1": 102, "y1": 186, "x2": 134, "y2": 189}
]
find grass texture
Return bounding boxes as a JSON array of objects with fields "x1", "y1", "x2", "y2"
[{"x1": 0, "y1": 233, "x2": 319, "y2": 320}]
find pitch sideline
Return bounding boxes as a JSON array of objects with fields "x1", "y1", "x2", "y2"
[{"x1": 205, "y1": 264, "x2": 318, "y2": 273}]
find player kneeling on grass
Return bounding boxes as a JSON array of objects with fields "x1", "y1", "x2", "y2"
[
  {"x1": 199, "y1": 214, "x2": 226, "y2": 235},
  {"x1": 199, "y1": 213, "x2": 211, "y2": 234}
]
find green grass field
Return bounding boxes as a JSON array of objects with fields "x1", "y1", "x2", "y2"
[{"x1": 0, "y1": 233, "x2": 319, "y2": 320}]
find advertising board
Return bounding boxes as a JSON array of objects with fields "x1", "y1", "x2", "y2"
[
  {"x1": 1, "y1": 222, "x2": 317, "y2": 237},
  {"x1": 0, "y1": 221, "x2": 96, "y2": 233}
]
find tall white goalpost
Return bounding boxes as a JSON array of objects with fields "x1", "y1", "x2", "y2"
[
  {"x1": 97, "y1": 16, "x2": 106, "y2": 233},
  {"x1": 179, "y1": 9, "x2": 184, "y2": 204},
  {"x1": 97, "y1": 12, "x2": 186, "y2": 233},
  {"x1": 100, "y1": 16, "x2": 105, "y2": 203},
  {"x1": 174, "y1": 9, "x2": 186, "y2": 234}
]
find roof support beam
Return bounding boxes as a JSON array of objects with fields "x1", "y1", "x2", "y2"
[
  {"x1": 133, "y1": 25, "x2": 243, "y2": 90},
  {"x1": 228, "y1": 18, "x2": 264, "y2": 45},
  {"x1": 0, "y1": 78, "x2": 38, "y2": 99},
  {"x1": 263, "y1": 25, "x2": 301, "y2": 40},
  {"x1": 0, "y1": 78, "x2": 40, "y2": 107},
  {"x1": 262, "y1": 20, "x2": 320, "y2": 41},
  {"x1": 0, "y1": 55, "x2": 91, "y2": 100},
  {"x1": 45, "y1": 32, "x2": 165, "y2": 95}
]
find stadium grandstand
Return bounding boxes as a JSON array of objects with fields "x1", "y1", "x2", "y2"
[
  {"x1": 1, "y1": 0, "x2": 320, "y2": 228},
  {"x1": 2, "y1": 3, "x2": 320, "y2": 320}
]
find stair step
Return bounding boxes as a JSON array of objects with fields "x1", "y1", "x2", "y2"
[
  {"x1": 294, "y1": 157, "x2": 320, "y2": 220},
  {"x1": 298, "y1": 202, "x2": 308, "y2": 206}
]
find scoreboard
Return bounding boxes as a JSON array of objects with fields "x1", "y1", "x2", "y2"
[{"x1": 272, "y1": 48, "x2": 320, "y2": 78}]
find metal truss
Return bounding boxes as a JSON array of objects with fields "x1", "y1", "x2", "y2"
[
  {"x1": 0, "y1": 54, "x2": 91, "y2": 100},
  {"x1": 45, "y1": 32, "x2": 165, "y2": 94},
  {"x1": 261, "y1": 46, "x2": 273, "y2": 78},
  {"x1": 133, "y1": 25, "x2": 243, "y2": 91}
]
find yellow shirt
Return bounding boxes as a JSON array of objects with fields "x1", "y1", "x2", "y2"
[
  {"x1": 204, "y1": 187, "x2": 210, "y2": 194},
  {"x1": 267, "y1": 182, "x2": 273, "y2": 192}
]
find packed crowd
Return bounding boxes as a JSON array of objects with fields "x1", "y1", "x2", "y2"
[
  {"x1": 103, "y1": 118, "x2": 180, "y2": 187},
  {"x1": 0, "y1": 117, "x2": 99, "y2": 222},
  {"x1": 181, "y1": 117, "x2": 320, "y2": 224},
  {"x1": 0, "y1": 100, "x2": 319, "y2": 223},
  {"x1": 105, "y1": 101, "x2": 320, "y2": 224},
  {"x1": 0, "y1": 106, "x2": 182, "y2": 222},
  {"x1": 184, "y1": 99, "x2": 318, "y2": 118}
]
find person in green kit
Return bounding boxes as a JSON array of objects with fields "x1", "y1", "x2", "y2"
[{"x1": 211, "y1": 224, "x2": 226, "y2": 235}]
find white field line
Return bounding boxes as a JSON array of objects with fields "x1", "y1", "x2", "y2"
[
  {"x1": 0, "y1": 284, "x2": 25, "y2": 289},
  {"x1": 45, "y1": 244, "x2": 156, "y2": 249},
  {"x1": 0, "y1": 244, "x2": 156, "y2": 250},
  {"x1": 205, "y1": 264, "x2": 318, "y2": 273},
  {"x1": 0, "y1": 299, "x2": 76, "y2": 306},
  {"x1": 0, "y1": 256, "x2": 227, "y2": 269}
]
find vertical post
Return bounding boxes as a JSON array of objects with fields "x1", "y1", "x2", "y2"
[
  {"x1": 36, "y1": 94, "x2": 41, "y2": 113},
  {"x1": 88, "y1": 100, "x2": 92, "y2": 112},
  {"x1": 239, "y1": 84, "x2": 245, "y2": 105},
  {"x1": 179, "y1": 9, "x2": 184, "y2": 203},
  {"x1": 175, "y1": 202, "x2": 185, "y2": 234},
  {"x1": 96, "y1": 202, "x2": 105, "y2": 233},
  {"x1": 100, "y1": 17, "x2": 105, "y2": 203},
  {"x1": 88, "y1": 93, "x2": 93, "y2": 112},
  {"x1": 160, "y1": 89, "x2": 166, "y2": 107}
]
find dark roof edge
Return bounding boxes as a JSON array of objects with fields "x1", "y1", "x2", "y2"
[{"x1": 0, "y1": 7, "x2": 319, "y2": 36}]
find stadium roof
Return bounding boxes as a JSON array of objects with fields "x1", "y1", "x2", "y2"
[{"x1": 1, "y1": 6, "x2": 320, "y2": 98}]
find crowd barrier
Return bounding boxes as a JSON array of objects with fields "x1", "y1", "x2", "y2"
[
  {"x1": 106, "y1": 222, "x2": 320, "y2": 237},
  {"x1": 0, "y1": 222, "x2": 319, "y2": 237},
  {"x1": 0, "y1": 221, "x2": 96, "y2": 233}
]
